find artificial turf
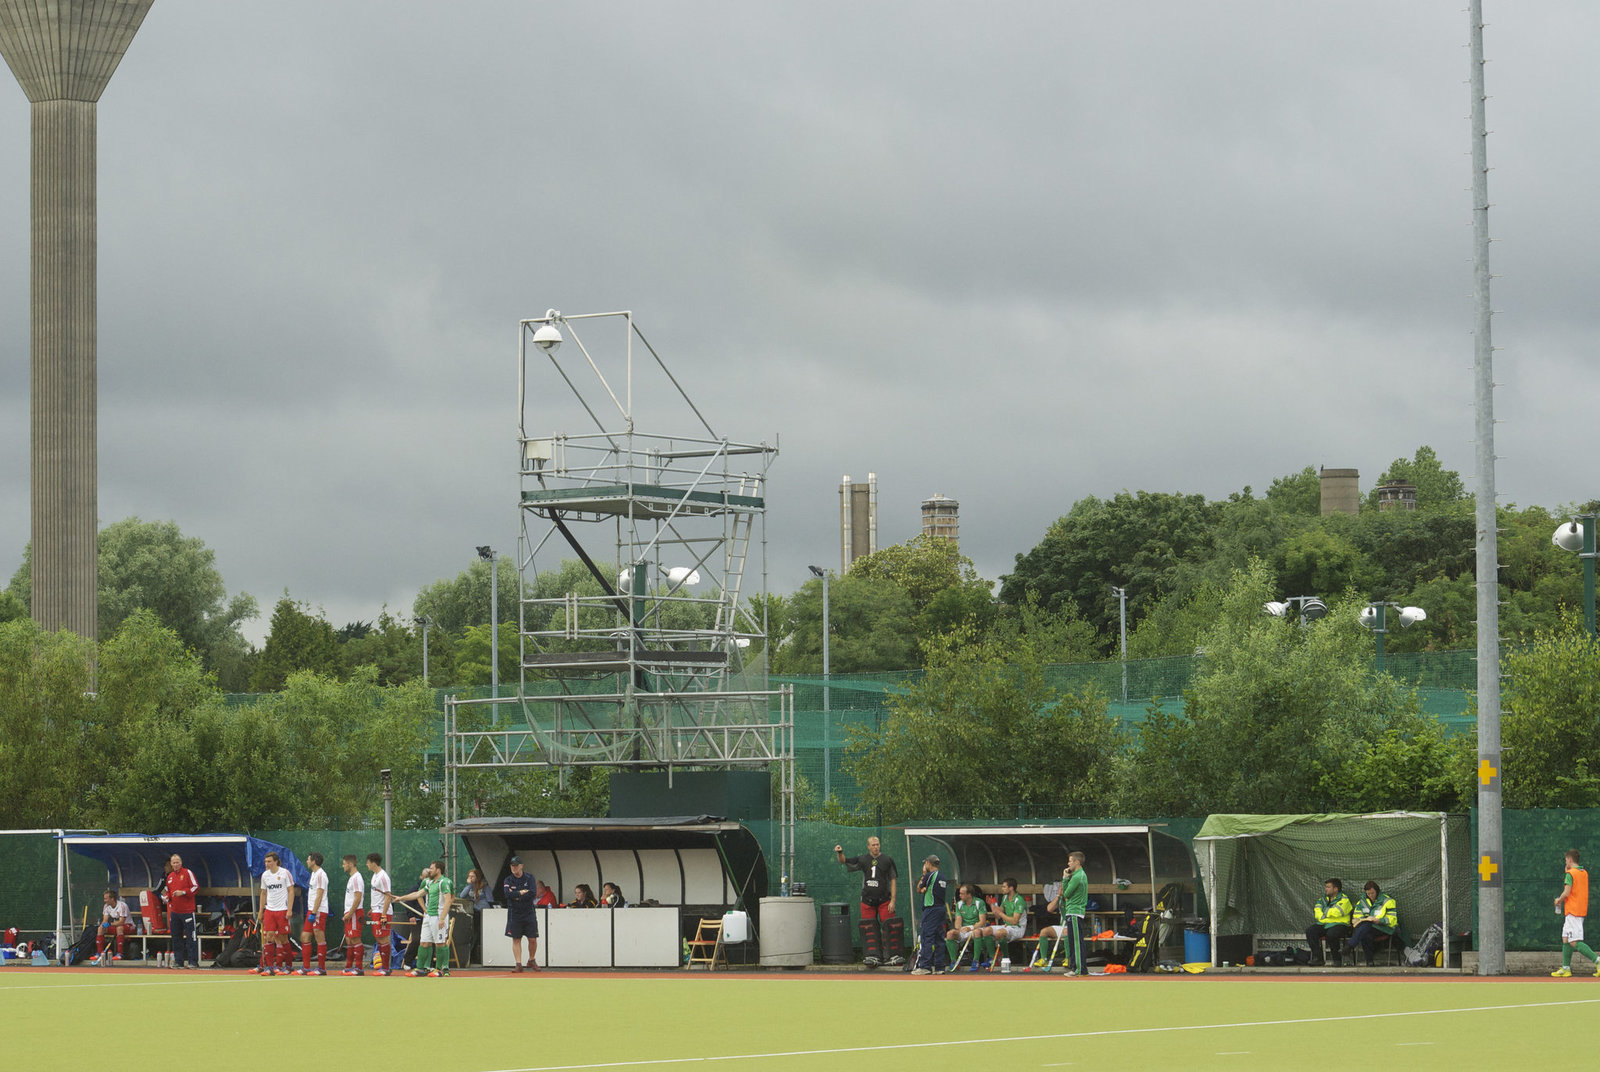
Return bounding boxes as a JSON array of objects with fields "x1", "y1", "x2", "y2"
[{"x1": 6, "y1": 968, "x2": 1598, "y2": 1071}]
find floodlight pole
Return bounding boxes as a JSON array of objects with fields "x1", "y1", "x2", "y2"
[
  {"x1": 1111, "y1": 585, "x2": 1128, "y2": 703},
  {"x1": 1553, "y1": 515, "x2": 1597, "y2": 635},
  {"x1": 478, "y1": 546, "x2": 499, "y2": 726},
  {"x1": 809, "y1": 565, "x2": 831, "y2": 801},
  {"x1": 1468, "y1": 0, "x2": 1505, "y2": 976},
  {"x1": 380, "y1": 768, "x2": 393, "y2": 880},
  {"x1": 415, "y1": 616, "x2": 432, "y2": 687}
]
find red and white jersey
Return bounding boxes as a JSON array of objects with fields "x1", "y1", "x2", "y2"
[
  {"x1": 102, "y1": 899, "x2": 130, "y2": 926},
  {"x1": 261, "y1": 867, "x2": 294, "y2": 912},
  {"x1": 369, "y1": 869, "x2": 392, "y2": 915},
  {"x1": 304, "y1": 868, "x2": 329, "y2": 915},
  {"x1": 344, "y1": 872, "x2": 365, "y2": 915}
]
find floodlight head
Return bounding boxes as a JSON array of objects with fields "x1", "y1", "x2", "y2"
[
  {"x1": 476, "y1": 545, "x2": 494, "y2": 561},
  {"x1": 1398, "y1": 606, "x2": 1427, "y2": 627},
  {"x1": 618, "y1": 567, "x2": 633, "y2": 587},
  {"x1": 1359, "y1": 606, "x2": 1378, "y2": 629},
  {"x1": 532, "y1": 322, "x2": 563, "y2": 355},
  {"x1": 1553, "y1": 522, "x2": 1585, "y2": 553},
  {"x1": 808, "y1": 565, "x2": 825, "y2": 579},
  {"x1": 666, "y1": 566, "x2": 702, "y2": 587},
  {"x1": 1301, "y1": 598, "x2": 1328, "y2": 622},
  {"x1": 1263, "y1": 601, "x2": 1288, "y2": 618}
]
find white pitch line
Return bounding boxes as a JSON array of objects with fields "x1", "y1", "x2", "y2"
[{"x1": 482, "y1": 996, "x2": 1600, "y2": 1072}]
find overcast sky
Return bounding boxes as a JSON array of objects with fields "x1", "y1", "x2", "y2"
[{"x1": 3, "y1": 1, "x2": 1597, "y2": 644}]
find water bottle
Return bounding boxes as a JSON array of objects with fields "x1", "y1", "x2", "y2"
[{"x1": 780, "y1": 873, "x2": 790, "y2": 897}]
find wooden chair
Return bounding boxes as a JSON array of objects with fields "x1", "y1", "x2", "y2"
[{"x1": 686, "y1": 918, "x2": 726, "y2": 971}]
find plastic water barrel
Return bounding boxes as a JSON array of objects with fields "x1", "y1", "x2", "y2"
[
  {"x1": 819, "y1": 903, "x2": 852, "y2": 964},
  {"x1": 758, "y1": 896, "x2": 816, "y2": 968},
  {"x1": 722, "y1": 910, "x2": 749, "y2": 944},
  {"x1": 1183, "y1": 929, "x2": 1209, "y2": 963}
]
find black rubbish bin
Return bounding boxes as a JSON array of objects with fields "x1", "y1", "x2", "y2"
[{"x1": 820, "y1": 902, "x2": 853, "y2": 964}]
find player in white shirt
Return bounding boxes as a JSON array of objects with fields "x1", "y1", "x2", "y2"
[
  {"x1": 257, "y1": 852, "x2": 297, "y2": 975},
  {"x1": 95, "y1": 889, "x2": 131, "y2": 964},
  {"x1": 294, "y1": 852, "x2": 330, "y2": 975},
  {"x1": 366, "y1": 852, "x2": 394, "y2": 976},
  {"x1": 340, "y1": 854, "x2": 367, "y2": 976}
]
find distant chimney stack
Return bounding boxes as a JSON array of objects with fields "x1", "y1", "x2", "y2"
[
  {"x1": 1319, "y1": 467, "x2": 1360, "y2": 516},
  {"x1": 840, "y1": 473, "x2": 878, "y2": 571}
]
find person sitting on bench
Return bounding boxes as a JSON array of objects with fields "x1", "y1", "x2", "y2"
[
  {"x1": 1346, "y1": 881, "x2": 1398, "y2": 966},
  {"x1": 96, "y1": 889, "x2": 132, "y2": 964},
  {"x1": 1305, "y1": 878, "x2": 1353, "y2": 966}
]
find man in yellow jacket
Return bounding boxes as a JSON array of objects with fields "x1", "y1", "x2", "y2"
[{"x1": 1304, "y1": 878, "x2": 1353, "y2": 967}]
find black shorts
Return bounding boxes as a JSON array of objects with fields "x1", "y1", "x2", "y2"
[{"x1": 505, "y1": 912, "x2": 538, "y2": 940}]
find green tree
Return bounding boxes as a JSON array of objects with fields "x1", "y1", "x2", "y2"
[
  {"x1": 0, "y1": 589, "x2": 26, "y2": 625},
  {"x1": 1278, "y1": 527, "x2": 1369, "y2": 597},
  {"x1": 1121, "y1": 560, "x2": 1432, "y2": 816},
  {"x1": 1498, "y1": 619, "x2": 1600, "y2": 808},
  {"x1": 1365, "y1": 445, "x2": 1468, "y2": 511},
  {"x1": 7, "y1": 518, "x2": 257, "y2": 687},
  {"x1": 250, "y1": 596, "x2": 340, "y2": 691},
  {"x1": 1125, "y1": 582, "x2": 1224, "y2": 659},
  {"x1": 1265, "y1": 466, "x2": 1322, "y2": 516},
  {"x1": 771, "y1": 574, "x2": 916, "y2": 674},
  {"x1": 413, "y1": 555, "x2": 524, "y2": 634},
  {"x1": 1001, "y1": 490, "x2": 1222, "y2": 650},
  {"x1": 843, "y1": 624, "x2": 1121, "y2": 822},
  {"x1": 0, "y1": 620, "x2": 98, "y2": 827},
  {"x1": 454, "y1": 622, "x2": 521, "y2": 688},
  {"x1": 339, "y1": 609, "x2": 455, "y2": 686}
]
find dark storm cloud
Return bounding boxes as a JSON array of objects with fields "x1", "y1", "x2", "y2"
[{"x1": 2, "y1": 1, "x2": 1597, "y2": 637}]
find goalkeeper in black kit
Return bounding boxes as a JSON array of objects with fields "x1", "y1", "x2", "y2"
[{"x1": 835, "y1": 837, "x2": 903, "y2": 968}]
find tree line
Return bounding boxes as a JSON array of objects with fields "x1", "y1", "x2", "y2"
[{"x1": 5, "y1": 444, "x2": 1598, "y2": 824}]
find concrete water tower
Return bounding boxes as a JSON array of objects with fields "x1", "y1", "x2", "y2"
[
  {"x1": 0, "y1": 0, "x2": 153, "y2": 640},
  {"x1": 921, "y1": 493, "x2": 959, "y2": 545},
  {"x1": 1318, "y1": 467, "x2": 1360, "y2": 517}
]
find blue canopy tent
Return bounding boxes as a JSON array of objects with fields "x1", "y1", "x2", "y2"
[{"x1": 57, "y1": 833, "x2": 311, "y2": 960}]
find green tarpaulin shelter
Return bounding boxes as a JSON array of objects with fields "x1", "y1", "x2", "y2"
[{"x1": 1193, "y1": 812, "x2": 1471, "y2": 966}]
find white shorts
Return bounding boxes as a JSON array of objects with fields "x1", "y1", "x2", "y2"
[
  {"x1": 997, "y1": 924, "x2": 1025, "y2": 942},
  {"x1": 1563, "y1": 915, "x2": 1585, "y2": 943},
  {"x1": 421, "y1": 916, "x2": 449, "y2": 944}
]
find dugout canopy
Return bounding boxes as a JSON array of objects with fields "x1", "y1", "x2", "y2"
[
  {"x1": 59, "y1": 833, "x2": 311, "y2": 945},
  {"x1": 444, "y1": 816, "x2": 766, "y2": 918},
  {"x1": 1193, "y1": 812, "x2": 1472, "y2": 965}
]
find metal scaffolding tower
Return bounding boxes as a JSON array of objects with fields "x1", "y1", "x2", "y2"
[{"x1": 444, "y1": 310, "x2": 792, "y2": 882}]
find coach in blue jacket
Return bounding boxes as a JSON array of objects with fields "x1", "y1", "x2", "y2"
[{"x1": 911, "y1": 855, "x2": 949, "y2": 974}]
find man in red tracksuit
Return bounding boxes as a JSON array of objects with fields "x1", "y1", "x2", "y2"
[{"x1": 166, "y1": 854, "x2": 200, "y2": 969}]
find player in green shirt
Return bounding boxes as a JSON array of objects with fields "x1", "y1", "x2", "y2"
[
  {"x1": 1030, "y1": 852, "x2": 1088, "y2": 975},
  {"x1": 944, "y1": 884, "x2": 988, "y2": 971},
  {"x1": 980, "y1": 878, "x2": 1030, "y2": 972},
  {"x1": 395, "y1": 860, "x2": 455, "y2": 977}
]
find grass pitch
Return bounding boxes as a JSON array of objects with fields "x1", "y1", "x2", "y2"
[{"x1": 7, "y1": 967, "x2": 1600, "y2": 1071}]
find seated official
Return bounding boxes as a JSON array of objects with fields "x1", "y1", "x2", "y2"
[
  {"x1": 464, "y1": 869, "x2": 494, "y2": 911},
  {"x1": 601, "y1": 882, "x2": 628, "y2": 908},
  {"x1": 535, "y1": 880, "x2": 558, "y2": 907},
  {"x1": 1345, "y1": 881, "x2": 1398, "y2": 965},
  {"x1": 569, "y1": 884, "x2": 598, "y2": 909},
  {"x1": 1305, "y1": 878, "x2": 1353, "y2": 966}
]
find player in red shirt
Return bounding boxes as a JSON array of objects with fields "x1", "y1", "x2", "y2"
[{"x1": 165, "y1": 853, "x2": 200, "y2": 969}]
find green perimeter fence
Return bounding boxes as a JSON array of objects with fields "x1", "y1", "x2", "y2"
[{"x1": 5, "y1": 809, "x2": 1589, "y2": 955}]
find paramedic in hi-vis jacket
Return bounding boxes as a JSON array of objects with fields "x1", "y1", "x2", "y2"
[{"x1": 1305, "y1": 877, "x2": 1353, "y2": 966}]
